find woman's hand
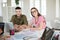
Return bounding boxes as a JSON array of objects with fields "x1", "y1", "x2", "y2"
[{"x1": 30, "y1": 27, "x2": 42, "y2": 31}]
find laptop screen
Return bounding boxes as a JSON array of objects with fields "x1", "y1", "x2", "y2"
[{"x1": 5, "y1": 22, "x2": 14, "y2": 32}]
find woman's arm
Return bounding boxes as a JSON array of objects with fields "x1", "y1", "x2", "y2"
[
  {"x1": 30, "y1": 21, "x2": 44, "y2": 31},
  {"x1": 30, "y1": 16, "x2": 46, "y2": 30}
]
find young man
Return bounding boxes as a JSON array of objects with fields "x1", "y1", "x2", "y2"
[{"x1": 11, "y1": 7, "x2": 28, "y2": 32}]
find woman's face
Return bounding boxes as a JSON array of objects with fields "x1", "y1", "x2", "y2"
[{"x1": 31, "y1": 9, "x2": 38, "y2": 17}]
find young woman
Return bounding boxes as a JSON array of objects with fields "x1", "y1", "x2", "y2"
[{"x1": 30, "y1": 7, "x2": 46, "y2": 30}]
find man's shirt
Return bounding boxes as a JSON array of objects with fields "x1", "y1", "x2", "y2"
[{"x1": 10, "y1": 15, "x2": 28, "y2": 25}]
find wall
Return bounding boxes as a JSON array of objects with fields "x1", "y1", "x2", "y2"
[
  {"x1": 2, "y1": 0, "x2": 15, "y2": 22},
  {"x1": 0, "y1": 0, "x2": 3, "y2": 22},
  {"x1": 23, "y1": 0, "x2": 32, "y2": 22},
  {"x1": 46, "y1": 0, "x2": 56, "y2": 21},
  {"x1": 0, "y1": 0, "x2": 2, "y2": 16},
  {"x1": 46, "y1": 0, "x2": 60, "y2": 29},
  {"x1": 0, "y1": 16, "x2": 3, "y2": 22},
  {"x1": 59, "y1": 0, "x2": 60, "y2": 17},
  {"x1": 7, "y1": 0, "x2": 11, "y2": 6},
  {"x1": 46, "y1": 0, "x2": 56, "y2": 27}
]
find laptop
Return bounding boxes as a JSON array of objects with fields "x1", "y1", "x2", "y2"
[{"x1": 4, "y1": 22, "x2": 14, "y2": 32}]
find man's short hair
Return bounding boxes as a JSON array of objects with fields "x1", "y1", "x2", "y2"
[{"x1": 15, "y1": 7, "x2": 21, "y2": 10}]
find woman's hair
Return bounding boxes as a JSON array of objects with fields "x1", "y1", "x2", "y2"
[{"x1": 31, "y1": 7, "x2": 41, "y2": 17}]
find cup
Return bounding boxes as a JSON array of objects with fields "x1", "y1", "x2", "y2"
[{"x1": 10, "y1": 29, "x2": 15, "y2": 35}]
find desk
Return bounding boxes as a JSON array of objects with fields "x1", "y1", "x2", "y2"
[{"x1": 5, "y1": 29, "x2": 44, "y2": 40}]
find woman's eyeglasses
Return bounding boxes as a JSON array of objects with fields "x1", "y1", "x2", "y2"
[{"x1": 31, "y1": 10, "x2": 36, "y2": 13}]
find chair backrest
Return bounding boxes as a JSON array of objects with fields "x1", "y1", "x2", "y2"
[
  {"x1": 41, "y1": 27, "x2": 54, "y2": 40},
  {"x1": 0, "y1": 22, "x2": 4, "y2": 35}
]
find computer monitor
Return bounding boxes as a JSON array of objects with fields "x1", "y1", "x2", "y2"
[
  {"x1": 0, "y1": 22, "x2": 4, "y2": 35},
  {"x1": 5, "y1": 22, "x2": 14, "y2": 32}
]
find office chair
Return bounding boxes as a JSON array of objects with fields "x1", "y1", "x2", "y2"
[{"x1": 41, "y1": 27, "x2": 54, "y2": 40}]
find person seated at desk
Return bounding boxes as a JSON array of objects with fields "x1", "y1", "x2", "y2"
[
  {"x1": 10, "y1": 7, "x2": 28, "y2": 32},
  {"x1": 0, "y1": 23, "x2": 4, "y2": 35},
  {"x1": 29, "y1": 7, "x2": 46, "y2": 30},
  {"x1": 0, "y1": 23, "x2": 5, "y2": 40},
  {"x1": 0, "y1": 28, "x2": 3, "y2": 35},
  {"x1": 0, "y1": 28, "x2": 4, "y2": 40}
]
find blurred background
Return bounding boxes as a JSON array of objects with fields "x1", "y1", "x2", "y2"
[{"x1": 0, "y1": 0, "x2": 60, "y2": 29}]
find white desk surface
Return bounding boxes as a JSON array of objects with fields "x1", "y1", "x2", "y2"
[{"x1": 5, "y1": 29, "x2": 44, "y2": 40}]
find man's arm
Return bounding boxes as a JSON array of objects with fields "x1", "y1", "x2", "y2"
[
  {"x1": 10, "y1": 15, "x2": 15, "y2": 24},
  {"x1": 10, "y1": 15, "x2": 20, "y2": 32},
  {"x1": 20, "y1": 15, "x2": 28, "y2": 29},
  {"x1": 14, "y1": 24, "x2": 22, "y2": 32},
  {"x1": 23, "y1": 15, "x2": 28, "y2": 25}
]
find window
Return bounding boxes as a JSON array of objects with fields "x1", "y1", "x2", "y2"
[
  {"x1": 41, "y1": 0, "x2": 46, "y2": 16},
  {"x1": 3, "y1": 0, "x2": 7, "y2": 2},
  {"x1": 11, "y1": 0, "x2": 23, "y2": 8},
  {"x1": 2, "y1": 0, "x2": 7, "y2": 7},
  {"x1": 30, "y1": 0, "x2": 46, "y2": 16},
  {"x1": 56, "y1": 0, "x2": 59, "y2": 18},
  {"x1": 30, "y1": 0, "x2": 40, "y2": 11},
  {"x1": 30, "y1": 0, "x2": 40, "y2": 17},
  {"x1": 30, "y1": 0, "x2": 34, "y2": 9},
  {"x1": 11, "y1": 0, "x2": 16, "y2": 7},
  {"x1": 35, "y1": 0, "x2": 40, "y2": 13}
]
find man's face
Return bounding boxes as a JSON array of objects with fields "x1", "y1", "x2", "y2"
[{"x1": 15, "y1": 9, "x2": 22, "y2": 16}]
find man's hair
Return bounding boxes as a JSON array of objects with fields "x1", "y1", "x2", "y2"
[{"x1": 15, "y1": 7, "x2": 21, "y2": 10}]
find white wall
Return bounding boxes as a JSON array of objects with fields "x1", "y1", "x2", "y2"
[
  {"x1": 46, "y1": 0, "x2": 56, "y2": 28},
  {"x1": 0, "y1": 0, "x2": 3, "y2": 22},
  {"x1": 23, "y1": 0, "x2": 31, "y2": 22},
  {"x1": 46, "y1": 0, "x2": 56, "y2": 21},
  {"x1": 0, "y1": 16, "x2": 3, "y2": 22},
  {"x1": 7, "y1": 0, "x2": 11, "y2": 6},
  {"x1": 2, "y1": 0, "x2": 15, "y2": 22},
  {"x1": 46, "y1": 0, "x2": 60, "y2": 29},
  {"x1": 59, "y1": 0, "x2": 60, "y2": 17},
  {"x1": 0, "y1": 0, "x2": 2, "y2": 16}
]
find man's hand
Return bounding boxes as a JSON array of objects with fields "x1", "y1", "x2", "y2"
[
  {"x1": 21, "y1": 25, "x2": 28, "y2": 29},
  {"x1": 14, "y1": 24, "x2": 20, "y2": 32},
  {"x1": 14, "y1": 24, "x2": 28, "y2": 32},
  {"x1": 14, "y1": 24, "x2": 26, "y2": 32}
]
